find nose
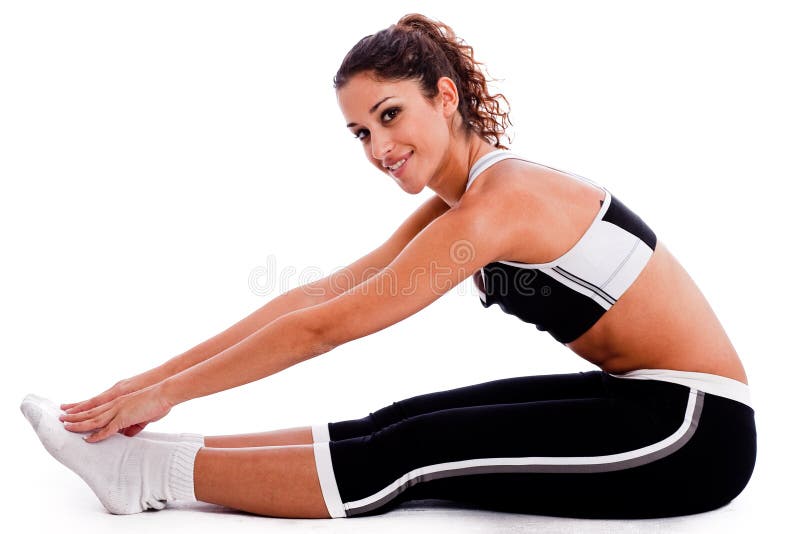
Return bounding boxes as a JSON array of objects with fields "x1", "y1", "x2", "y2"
[{"x1": 370, "y1": 131, "x2": 394, "y2": 161}]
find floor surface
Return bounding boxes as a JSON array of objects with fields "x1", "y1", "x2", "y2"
[{"x1": 6, "y1": 427, "x2": 787, "y2": 534}]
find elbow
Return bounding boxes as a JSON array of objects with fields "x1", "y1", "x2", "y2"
[
  {"x1": 292, "y1": 308, "x2": 339, "y2": 359},
  {"x1": 310, "y1": 326, "x2": 337, "y2": 359},
  {"x1": 287, "y1": 298, "x2": 362, "y2": 358}
]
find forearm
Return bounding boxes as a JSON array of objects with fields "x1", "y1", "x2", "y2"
[
  {"x1": 160, "y1": 310, "x2": 332, "y2": 405},
  {"x1": 154, "y1": 287, "x2": 321, "y2": 380}
]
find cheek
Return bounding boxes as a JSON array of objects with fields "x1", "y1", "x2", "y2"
[{"x1": 418, "y1": 114, "x2": 450, "y2": 148}]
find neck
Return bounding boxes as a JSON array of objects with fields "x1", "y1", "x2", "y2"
[{"x1": 428, "y1": 134, "x2": 498, "y2": 208}]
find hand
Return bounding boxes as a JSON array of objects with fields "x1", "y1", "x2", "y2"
[
  {"x1": 61, "y1": 377, "x2": 149, "y2": 436},
  {"x1": 61, "y1": 370, "x2": 168, "y2": 436},
  {"x1": 61, "y1": 378, "x2": 136, "y2": 414},
  {"x1": 59, "y1": 384, "x2": 174, "y2": 443}
]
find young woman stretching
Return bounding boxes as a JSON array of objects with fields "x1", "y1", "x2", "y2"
[{"x1": 22, "y1": 13, "x2": 755, "y2": 520}]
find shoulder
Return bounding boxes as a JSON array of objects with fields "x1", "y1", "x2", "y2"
[
  {"x1": 458, "y1": 156, "x2": 586, "y2": 264},
  {"x1": 461, "y1": 157, "x2": 548, "y2": 206},
  {"x1": 459, "y1": 157, "x2": 545, "y2": 228}
]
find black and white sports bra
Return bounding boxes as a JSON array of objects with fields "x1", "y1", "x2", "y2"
[{"x1": 469, "y1": 150, "x2": 658, "y2": 344}]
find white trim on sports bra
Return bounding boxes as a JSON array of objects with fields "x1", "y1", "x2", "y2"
[{"x1": 466, "y1": 150, "x2": 612, "y2": 270}]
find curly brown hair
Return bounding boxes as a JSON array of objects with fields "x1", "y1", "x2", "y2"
[{"x1": 333, "y1": 13, "x2": 513, "y2": 149}]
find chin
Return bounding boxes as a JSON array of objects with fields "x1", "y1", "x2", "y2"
[{"x1": 395, "y1": 179, "x2": 426, "y2": 195}]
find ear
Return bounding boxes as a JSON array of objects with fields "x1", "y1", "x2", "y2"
[{"x1": 436, "y1": 76, "x2": 460, "y2": 117}]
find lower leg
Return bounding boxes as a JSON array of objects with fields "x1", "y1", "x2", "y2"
[
  {"x1": 203, "y1": 425, "x2": 313, "y2": 448},
  {"x1": 194, "y1": 445, "x2": 330, "y2": 518},
  {"x1": 22, "y1": 394, "x2": 330, "y2": 517}
]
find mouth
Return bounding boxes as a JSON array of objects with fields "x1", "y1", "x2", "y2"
[{"x1": 387, "y1": 151, "x2": 413, "y2": 177}]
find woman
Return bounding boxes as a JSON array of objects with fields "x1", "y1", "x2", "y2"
[{"x1": 21, "y1": 13, "x2": 755, "y2": 520}]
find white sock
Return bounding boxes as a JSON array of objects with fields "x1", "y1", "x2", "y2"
[{"x1": 21, "y1": 393, "x2": 203, "y2": 515}]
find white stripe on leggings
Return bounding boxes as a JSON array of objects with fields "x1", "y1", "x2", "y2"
[
  {"x1": 313, "y1": 441, "x2": 346, "y2": 518},
  {"x1": 311, "y1": 423, "x2": 330, "y2": 443}
]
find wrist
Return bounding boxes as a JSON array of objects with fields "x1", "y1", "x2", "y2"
[
  {"x1": 154, "y1": 358, "x2": 182, "y2": 380},
  {"x1": 128, "y1": 366, "x2": 171, "y2": 391},
  {"x1": 157, "y1": 375, "x2": 187, "y2": 407}
]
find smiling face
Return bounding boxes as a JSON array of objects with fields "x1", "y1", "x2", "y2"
[{"x1": 337, "y1": 71, "x2": 461, "y2": 193}]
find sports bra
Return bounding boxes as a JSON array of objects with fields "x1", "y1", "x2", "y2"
[{"x1": 469, "y1": 149, "x2": 658, "y2": 344}]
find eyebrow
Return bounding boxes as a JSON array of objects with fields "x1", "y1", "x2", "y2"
[{"x1": 346, "y1": 96, "x2": 395, "y2": 128}]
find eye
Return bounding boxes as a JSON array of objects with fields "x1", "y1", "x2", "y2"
[
  {"x1": 354, "y1": 107, "x2": 400, "y2": 141},
  {"x1": 381, "y1": 107, "x2": 400, "y2": 122}
]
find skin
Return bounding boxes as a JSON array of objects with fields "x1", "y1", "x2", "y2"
[{"x1": 58, "y1": 69, "x2": 748, "y2": 519}]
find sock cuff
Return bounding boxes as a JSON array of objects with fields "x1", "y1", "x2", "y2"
[
  {"x1": 137, "y1": 430, "x2": 205, "y2": 445},
  {"x1": 167, "y1": 441, "x2": 203, "y2": 502},
  {"x1": 178, "y1": 433, "x2": 205, "y2": 446}
]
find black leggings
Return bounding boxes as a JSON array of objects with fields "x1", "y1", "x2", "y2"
[{"x1": 311, "y1": 370, "x2": 756, "y2": 519}]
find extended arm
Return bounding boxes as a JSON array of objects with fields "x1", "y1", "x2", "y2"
[
  {"x1": 62, "y1": 200, "x2": 505, "y2": 441},
  {"x1": 152, "y1": 193, "x2": 450, "y2": 380},
  {"x1": 62, "y1": 195, "x2": 450, "y2": 412},
  {"x1": 160, "y1": 202, "x2": 504, "y2": 405}
]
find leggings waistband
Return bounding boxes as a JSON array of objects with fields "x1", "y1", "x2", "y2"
[{"x1": 606, "y1": 368, "x2": 752, "y2": 410}]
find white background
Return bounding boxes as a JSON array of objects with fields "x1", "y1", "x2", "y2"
[{"x1": 2, "y1": 1, "x2": 797, "y2": 532}]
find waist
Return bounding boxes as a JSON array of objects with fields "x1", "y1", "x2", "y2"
[{"x1": 606, "y1": 368, "x2": 752, "y2": 409}]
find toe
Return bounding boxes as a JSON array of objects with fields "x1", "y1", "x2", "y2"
[
  {"x1": 20, "y1": 399, "x2": 43, "y2": 429},
  {"x1": 28, "y1": 394, "x2": 63, "y2": 414}
]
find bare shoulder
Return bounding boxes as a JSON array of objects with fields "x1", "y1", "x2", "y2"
[
  {"x1": 459, "y1": 157, "x2": 544, "y2": 224},
  {"x1": 459, "y1": 157, "x2": 605, "y2": 264}
]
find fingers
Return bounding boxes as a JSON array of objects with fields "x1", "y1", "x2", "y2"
[
  {"x1": 85, "y1": 422, "x2": 119, "y2": 443},
  {"x1": 63, "y1": 414, "x2": 110, "y2": 434},
  {"x1": 61, "y1": 400, "x2": 93, "y2": 415},
  {"x1": 60, "y1": 402, "x2": 116, "y2": 434},
  {"x1": 59, "y1": 403, "x2": 107, "y2": 424},
  {"x1": 62, "y1": 385, "x2": 164, "y2": 443},
  {"x1": 62, "y1": 382, "x2": 126, "y2": 414},
  {"x1": 63, "y1": 393, "x2": 110, "y2": 415}
]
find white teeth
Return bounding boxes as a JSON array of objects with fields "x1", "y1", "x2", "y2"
[{"x1": 388, "y1": 158, "x2": 406, "y2": 171}]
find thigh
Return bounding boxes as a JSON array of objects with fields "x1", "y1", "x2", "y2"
[
  {"x1": 328, "y1": 370, "x2": 606, "y2": 441},
  {"x1": 329, "y1": 385, "x2": 660, "y2": 517},
  {"x1": 403, "y1": 390, "x2": 757, "y2": 519},
  {"x1": 323, "y1": 378, "x2": 754, "y2": 519}
]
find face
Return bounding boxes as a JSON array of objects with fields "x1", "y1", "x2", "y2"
[{"x1": 337, "y1": 71, "x2": 460, "y2": 193}]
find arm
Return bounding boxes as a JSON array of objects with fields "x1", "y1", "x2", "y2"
[
  {"x1": 62, "y1": 195, "x2": 451, "y2": 412},
  {"x1": 160, "y1": 202, "x2": 506, "y2": 405},
  {"x1": 62, "y1": 200, "x2": 504, "y2": 440},
  {"x1": 155, "y1": 194, "x2": 450, "y2": 378}
]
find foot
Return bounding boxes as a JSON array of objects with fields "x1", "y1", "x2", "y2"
[{"x1": 21, "y1": 393, "x2": 172, "y2": 514}]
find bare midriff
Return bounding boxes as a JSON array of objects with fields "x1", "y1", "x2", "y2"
[
  {"x1": 474, "y1": 159, "x2": 748, "y2": 385},
  {"x1": 565, "y1": 239, "x2": 748, "y2": 385}
]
